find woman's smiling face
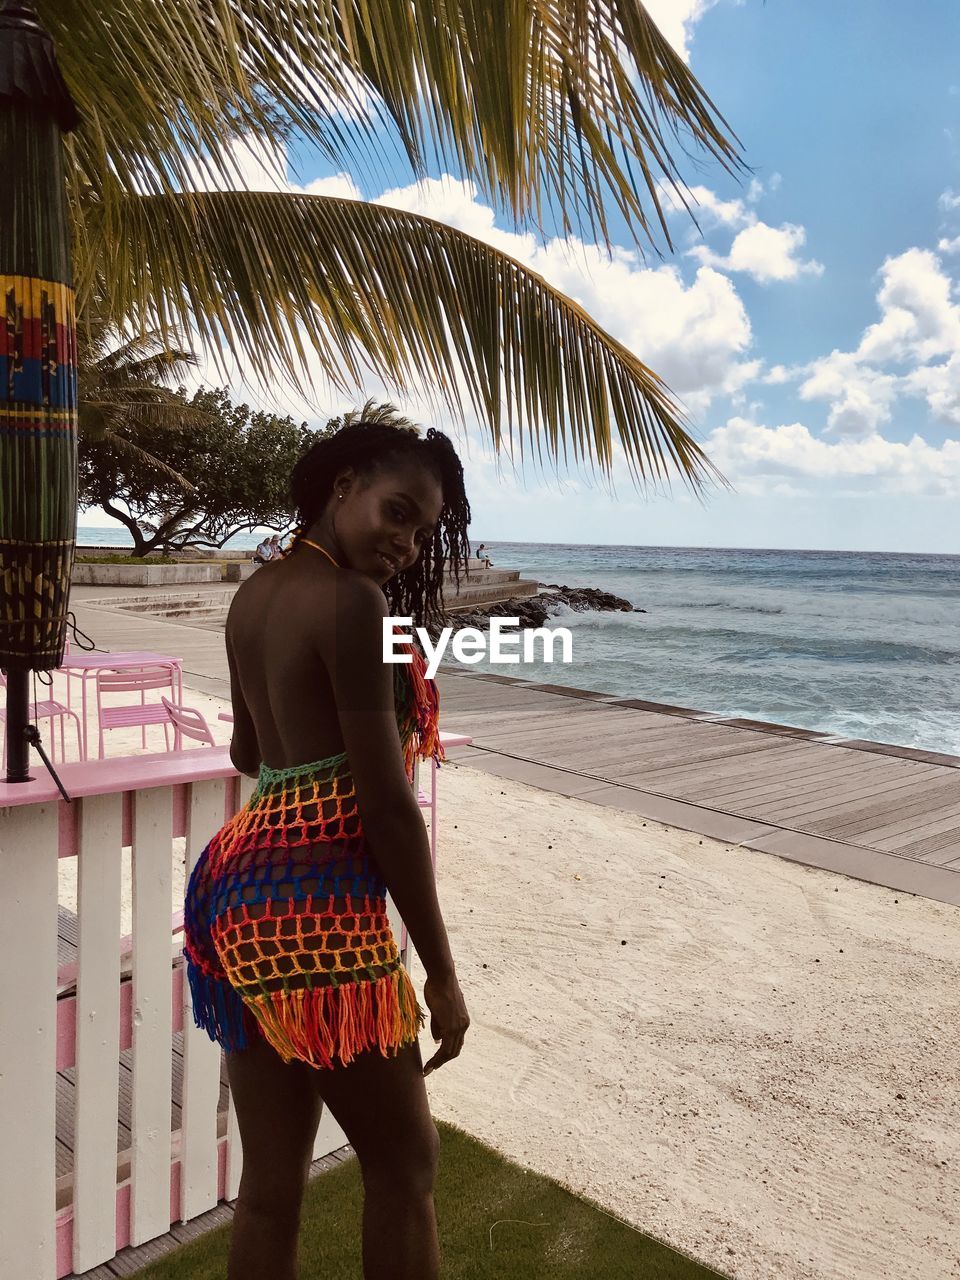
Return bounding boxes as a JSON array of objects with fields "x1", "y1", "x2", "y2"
[{"x1": 333, "y1": 458, "x2": 443, "y2": 585}]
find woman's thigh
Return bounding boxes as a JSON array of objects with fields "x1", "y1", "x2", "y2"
[
  {"x1": 226, "y1": 1033, "x2": 437, "y2": 1192},
  {"x1": 317, "y1": 1037, "x2": 438, "y2": 1183},
  {"x1": 225, "y1": 1037, "x2": 323, "y2": 1205}
]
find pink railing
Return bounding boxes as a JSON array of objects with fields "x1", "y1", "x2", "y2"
[
  {"x1": 0, "y1": 733, "x2": 468, "y2": 1280},
  {"x1": 0, "y1": 749, "x2": 352, "y2": 1280}
]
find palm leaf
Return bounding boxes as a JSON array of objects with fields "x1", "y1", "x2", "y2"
[
  {"x1": 90, "y1": 188, "x2": 727, "y2": 489},
  {"x1": 46, "y1": 0, "x2": 744, "y2": 251}
]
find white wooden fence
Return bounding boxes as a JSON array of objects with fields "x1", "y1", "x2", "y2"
[{"x1": 0, "y1": 749, "x2": 362, "y2": 1279}]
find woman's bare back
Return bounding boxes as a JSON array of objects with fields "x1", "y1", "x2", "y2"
[{"x1": 226, "y1": 554, "x2": 351, "y2": 769}]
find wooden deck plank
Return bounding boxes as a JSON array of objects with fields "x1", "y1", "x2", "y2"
[
  {"x1": 685, "y1": 755, "x2": 910, "y2": 806},
  {"x1": 702, "y1": 760, "x2": 947, "y2": 815},
  {"x1": 606, "y1": 736, "x2": 813, "y2": 776},
  {"x1": 769, "y1": 771, "x2": 955, "y2": 824},
  {"x1": 835, "y1": 798, "x2": 960, "y2": 845},
  {"x1": 605, "y1": 740, "x2": 808, "y2": 786},
  {"x1": 889, "y1": 827, "x2": 960, "y2": 859}
]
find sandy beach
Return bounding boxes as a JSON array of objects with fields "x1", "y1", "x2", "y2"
[
  {"x1": 55, "y1": 684, "x2": 960, "y2": 1280},
  {"x1": 417, "y1": 759, "x2": 960, "y2": 1280}
]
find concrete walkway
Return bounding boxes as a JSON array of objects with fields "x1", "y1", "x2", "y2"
[{"x1": 68, "y1": 590, "x2": 960, "y2": 908}]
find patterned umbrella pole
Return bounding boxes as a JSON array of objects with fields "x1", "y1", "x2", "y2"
[{"x1": 0, "y1": 3, "x2": 79, "y2": 781}]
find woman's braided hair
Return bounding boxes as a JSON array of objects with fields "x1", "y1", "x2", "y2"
[{"x1": 289, "y1": 416, "x2": 471, "y2": 633}]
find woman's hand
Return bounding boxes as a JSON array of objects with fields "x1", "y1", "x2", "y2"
[{"x1": 421, "y1": 971, "x2": 470, "y2": 1075}]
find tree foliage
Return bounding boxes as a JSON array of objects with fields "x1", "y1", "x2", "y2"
[{"x1": 79, "y1": 388, "x2": 320, "y2": 556}]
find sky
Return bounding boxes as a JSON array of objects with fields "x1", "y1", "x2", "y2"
[{"x1": 81, "y1": 0, "x2": 960, "y2": 554}]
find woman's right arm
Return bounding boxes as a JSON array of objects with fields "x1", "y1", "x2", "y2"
[{"x1": 322, "y1": 574, "x2": 469, "y2": 1073}]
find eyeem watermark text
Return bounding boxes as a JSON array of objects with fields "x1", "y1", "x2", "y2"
[{"x1": 386, "y1": 617, "x2": 573, "y2": 680}]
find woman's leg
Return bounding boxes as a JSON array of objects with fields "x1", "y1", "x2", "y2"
[
  {"x1": 318, "y1": 1036, "x2": 441, "y2": 1280},
  {"x1": 224, "y1": 1037, "x2": 323, "y2": 1280},
  {"x1": 225, "y1": 1030, "x2": 441, "y2": 1280}
]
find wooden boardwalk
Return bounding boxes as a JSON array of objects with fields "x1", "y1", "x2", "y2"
[
  {"x1": 435, "y1": 672, "x2": 960, "y2": 906},
  {"x1": 68, "y1": 585, "x2": 960, "y2": 912}
]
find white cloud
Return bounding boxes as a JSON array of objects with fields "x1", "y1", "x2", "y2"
[
  {"x1": 857, "y1": 248, "x2": 960, "y2": 363},
  {"x1": 642, "y1": 0, "x2": 721, "y2": 63},
  {"x1": 794, "y1": 247, "x2": 960, "y2": 432},
  {"x1": 937, "y1": 235, "x2": 960, "y2": 254},
  {"x1": 295, "y1": 173, "x2": 364, "y2": 200},
  {"x1": 664, "y1": 182, "x2": 754, "y2": 230},
  {"x1": 799, "y1": 351, "x2": 899, "y2": 439},
  {"x1": 706, "y1": 416, "x2": 960, "y2": 497},
  {"x1": 746, "y1": 173, "x2": 781, "y2": 205},
  {"x1": 903, "y1": 355, "x2": 960, "y2": 425},
  {"x1": 371, "y1": 176, "x2": 757, "y2": 418},
  {"x1": 689, "y1": 221, "x2": 824, "y2": 283},
  {"x1": 660, "y1": 179, "x2": 821, "y2": 285},
  {"x1": 938, "y1": 189, "x2": 960, "y2": 212}
]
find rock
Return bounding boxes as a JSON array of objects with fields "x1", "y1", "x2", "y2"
[{"x1": 444, "y1": 582, "x2": 640, "y2": 630}]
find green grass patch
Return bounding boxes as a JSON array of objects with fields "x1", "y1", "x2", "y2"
[
  {"x1": 133, "y1": 1122, "x2": 727, "y2": 1279},
  {"x1": 75, "y1": 553, "x2": 177, "y2": 564}
]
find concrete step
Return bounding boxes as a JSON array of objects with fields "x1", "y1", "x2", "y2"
[
  {"x1": 442, "y1": 567, "x2": 522, "y2": 588},
  {"x1": 84, "y1": 590, "x2": 236, "y2": 614},
  {"x1": 444, "y1": 580, "x2": 540, "y2": 607}
]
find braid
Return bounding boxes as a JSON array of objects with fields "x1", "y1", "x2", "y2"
[{"x1": 290, "y1": 417, "x2": 472, "y2": 632}]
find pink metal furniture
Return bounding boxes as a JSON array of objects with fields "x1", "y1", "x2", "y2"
[
  {"x1": 95, "y1": 665, "x2": 180, "y2": 758},
  {"x1": 0, "y1": 671, "x2": 83, "y2": 765},
  {"x1": 160, "y1": 697, "x2": 216, "y2": 747},
  {"x1": 59, "y1": 651, "x2": 184, "y2": 757}
]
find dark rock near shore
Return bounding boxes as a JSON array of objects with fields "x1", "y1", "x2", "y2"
[{"x1": 444, "y1": 582, "x2": 643, "y2": 630}]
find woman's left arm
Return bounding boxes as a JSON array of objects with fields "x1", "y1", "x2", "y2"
[{"x1": 226, "y1": 637, "x2": 260, "y2": 776}]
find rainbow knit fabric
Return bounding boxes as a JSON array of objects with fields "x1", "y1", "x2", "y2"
[{"x1": 183, "y1": 640, "x2": 444, "y2": 1069}]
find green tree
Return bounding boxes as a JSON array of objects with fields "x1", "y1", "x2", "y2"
[
  {"x1": 79, "y1": 388, "x2": 319, "y2": 555},
  {"x1": 42, "y1": 1, "x2": 743, "y2": 494}
]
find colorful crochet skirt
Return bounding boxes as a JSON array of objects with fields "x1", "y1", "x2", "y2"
[{"x1": 183, "y1": 753, "x2": 425, "y2": 1069}]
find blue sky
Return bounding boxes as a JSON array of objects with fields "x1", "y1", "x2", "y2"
[{"x1": 81, "y1": 0, "x2": 960, "y2": 553}]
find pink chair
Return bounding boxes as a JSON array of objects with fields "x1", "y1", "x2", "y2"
[
  {"x1": 161, "y1": 696, "x2": 216, "y2": 747},
  {"x1": 95, "y1": 664, "x2": 179, "y2": 757},
  {"x1": 0, "y1": 671, "x2": 84, "y2": 764}
]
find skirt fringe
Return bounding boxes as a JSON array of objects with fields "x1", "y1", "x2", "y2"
[
  {"x1": 186, "y1": 957, "x2": 251, "y2": 1053},
  {"x1": 187, "y1": 958, "x2": 425, "y2": 1070}
]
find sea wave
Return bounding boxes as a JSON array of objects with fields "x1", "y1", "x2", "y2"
[
  {"x1": 643, "y1": 625, "x2": 960, "y2": 666},
  {"x1": 670, "y1": 601, "x2": 784, "y2": 615}
]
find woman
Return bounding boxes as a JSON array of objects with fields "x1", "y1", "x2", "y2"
[
  {"x1": 183, "y1": 418, "x2": 472, "y2": 1280},
  {"x1": 251, "y1": 534, "x2": 273, "y2": 566}
]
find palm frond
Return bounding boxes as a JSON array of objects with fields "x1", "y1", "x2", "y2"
[
  {"x1": 45, "y1": 0, "x2": 744, "y2": 252},
  {"x1": 91, "y1": 188, "x2": 728, "y2": 491}
]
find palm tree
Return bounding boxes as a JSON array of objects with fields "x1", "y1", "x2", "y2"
[
  {"x1": 77, "y1": 304, "x2": 204, "y2": 489},
  {"x1": 45, "y1": 1, "x2": 745, "y2": 492}
]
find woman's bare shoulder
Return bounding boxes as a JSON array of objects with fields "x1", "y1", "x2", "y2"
[{"x1": 226, "y1": 561, "x2": 387, "y2": 643}]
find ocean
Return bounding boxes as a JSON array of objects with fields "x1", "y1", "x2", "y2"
[{"x1": 78, "y1": 528, "x2": 960, "y2": 755}]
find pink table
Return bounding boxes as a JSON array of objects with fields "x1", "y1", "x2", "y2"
[{"x1": 59, "y1": 651, "x2": 184, "y2": 759}]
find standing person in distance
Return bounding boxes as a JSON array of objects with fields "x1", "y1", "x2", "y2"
[{"x1": 183, "y1": 417, "x2": 472, "y2": 1280}]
